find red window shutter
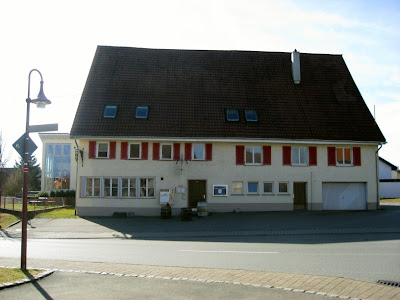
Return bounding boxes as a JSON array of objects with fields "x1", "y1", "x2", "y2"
[
  {"x1": 353, "y1": 147, "x2": 361, "y2": 166},
  {"x1": 185, "y1": 143, "x2": 192, "y2": 161},
  {"x1": 282, "y1": 146, "x2": 291, "y2": 165},
  {"x1": 89, "y1": 141, "x2": 96, "y2": 159},
  {"x1": 309, "y1": 146, "x2": 317, "y2": 166},
  {"x1": 262, "y1": 145, "x2": 271, "y2": 165},
  {"x1": 121, "y1": 142, "x2": 128, "y2": 160},
  {"x1": 173, "y1": 143, "x2": 181, "y2": 161},
  {"x1": 109, "y1": 142, "x2": 116, "y2": 159},
  {"x1": 153, "y1": 143, "x2": 160, "y2": 160},
  {"x1": 236, "y1": 145, "x2": 245, "y2": 165},
  {"x1": 327, "y1": 147, "x2": 336, "y2": 166},
  {"x1": 142, "y1": 142, "x2": 148, "y2": 160},
  {"x1": 205, "y1": 144, "x2": 212, "y2": 161}
]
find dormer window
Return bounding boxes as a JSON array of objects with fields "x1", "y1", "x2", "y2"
[
  {"x1": 103, "y1": 105, "x2": 117, "y2": 118},
  {"x1": 245, "y1": 110, "x2": 258, "y2": 122},
  {"x1": 135, "y1": 106, "x2": 149, "y2": 119},
  {"x1": 226, "y1": 109, "x2": 239, "y2": 121}
]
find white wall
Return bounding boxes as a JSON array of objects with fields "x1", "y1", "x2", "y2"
[
  {"x1": 379, "y1": 160, "x2": 393, "y2": 179},
  {"x1": 380, "y1": 182, "x2": 400, "y2": 198},
  {"x1": 73, "y1": 139, "x2": 379, "y2": 216}
]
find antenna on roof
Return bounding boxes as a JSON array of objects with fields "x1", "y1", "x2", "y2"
[{"x1": 374, "y1": 105, "x2": 376, "y2": 120}]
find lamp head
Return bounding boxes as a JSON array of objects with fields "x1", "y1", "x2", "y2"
[{"x1": 31, "y1": 81, "x2": 51, "y2": 108}]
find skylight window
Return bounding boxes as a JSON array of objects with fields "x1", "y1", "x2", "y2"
[
  {"x1": 245, "y1": 110, "x2": 258, "y2": 122},
  {"x1": 226, "y1": 109, "x2": 239, "y2": 121},
  {"x1": 135, "y1": 106, "x2": 149, "y2": 119},
  {"x1": 103, "y1": 105, "x2": 117, "y2": 118}
]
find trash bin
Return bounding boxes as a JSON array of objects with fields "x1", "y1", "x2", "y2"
[
  {"x1": 197, "y1": 201, "x2": 208, "y2": 217},
  {"x1": 161, "y1": 205, "x2": 172, "y2": 219},
  {"x1": 181, "y1": 208, "x2": 192, "y2": 221}
]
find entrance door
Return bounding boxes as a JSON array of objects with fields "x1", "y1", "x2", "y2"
[
  {"x1": 293, "y1": 182, "x2": 307, "y2": 210},
  {"x1": 188, "y1": 180, "x2": 206, "y2": 208}
]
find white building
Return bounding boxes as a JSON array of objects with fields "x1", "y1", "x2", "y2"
[{"x1": 41, "y1": 46, "x2": 386, "y2": 216}]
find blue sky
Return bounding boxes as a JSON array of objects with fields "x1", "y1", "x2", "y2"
[{"x1": 0, "y1": 0, "x2": 399, "y2": 167}]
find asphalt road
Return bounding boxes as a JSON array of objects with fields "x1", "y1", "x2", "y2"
[
  {"x1": 0, "y1": 271, "x2": 327, "y2": 300},
  {"x1": 1, "y1": 233, "x2": 399, "y2": 283}
]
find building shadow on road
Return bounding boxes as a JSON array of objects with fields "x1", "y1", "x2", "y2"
[{"x1": 80, "y1": 209, "x2": 400, "y2": 244}]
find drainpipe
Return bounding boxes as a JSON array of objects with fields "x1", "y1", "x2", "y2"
[
  {"x1": 74, "y1": 138, "x2": 79, "y2": 215},
  {"x1": 310, "y1": 171, "x2": 313, "y2": 211},
  {"x1": 376, "y1": 144, "x2": 383, "y2": 209}
]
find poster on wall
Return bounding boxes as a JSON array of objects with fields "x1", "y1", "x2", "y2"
[{"x1": 213, "y1": 185, "x2": 228, "y2": 196}]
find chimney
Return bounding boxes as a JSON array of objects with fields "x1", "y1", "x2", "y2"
[{"x1": 291, "y1": 49, "x2": 301, "y2": 84}]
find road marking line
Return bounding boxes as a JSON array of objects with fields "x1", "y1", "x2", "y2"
[{"x1": 179, "y1": 250, "x2": 278, "y2": 254}]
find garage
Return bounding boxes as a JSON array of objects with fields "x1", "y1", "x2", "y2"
[{"x1": 322, "y1": 183, "x2": 366, "y2": 210}]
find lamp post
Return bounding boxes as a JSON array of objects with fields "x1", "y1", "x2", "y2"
[{"x1": 21, "y1": 69, "x2": 51, "y2": 270}]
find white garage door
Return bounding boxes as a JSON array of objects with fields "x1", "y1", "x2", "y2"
[{"x1": 322, "y1": 183, "x2": 366, "y2": 210}]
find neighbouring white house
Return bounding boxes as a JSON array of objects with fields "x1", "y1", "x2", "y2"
[
  {"x1": 379, "y1": 157, "x2": 400, "y2": 199},
  {"x1": 41, "y1": 46, "x2": 387, "y2": 216}
]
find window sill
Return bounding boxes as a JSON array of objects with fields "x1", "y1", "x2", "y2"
[
  {"x1": 277, "y1": 192, "x2": 290, "y2": 195},
  {"x1": 262, "y1": 193, "x2": 274, "y2": 195},
  {"x1": 246, "y1": 193, "x2": 260, "y2": 196},
  {"x1": 231, "y1": 193, "x2": 244, "y2": 196}
]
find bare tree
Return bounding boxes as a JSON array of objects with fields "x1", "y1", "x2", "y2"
[{"x1": 0, "y1": 131, "x2": 10, "y2": 202}]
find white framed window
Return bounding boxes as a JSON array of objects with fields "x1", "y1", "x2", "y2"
[
  {"x1": 85, "y1": 178, "x2": 101, "y2": 197},
  {"x1": 104, "y1": 178, "x2": 119, "y2": 197},
  {"x1": 161, "y1": 144, "x2": 173, "y2": 160},
  {"x1": 292, "y1": 146, "x2": 308, "y2": 165},
  {"x1": 140, "y1": 178, "x2": 155, "y2": 198},
  {"x1": 129, "y1": 143, "x2": 141, "y2": 159},
  {"x1": 245, "y1": 146, "x2": 262, "y2": 165},
  {"x1": 336, "y1": 147, "x2": 352, "y2": 166},
  {"x1": 121, "y1": 178, "x2": 136, "y2": 198},
  {"x1": 192, "y1": 144, "x2": 205, "y2": 160},
  {"x1": 247, "y1": 181, "x2": 259, "y2": 194},
  {"x1": 97, "y1": 142, "x2": 109, "y2": 158},
  {"x1": 232, "y1": 181, "x2": 243, "y2": 194},
  {"x1": 278, "y1": 182, "x2": 288, "y2": 194},
  {"x1": 263, "y1": 182, "x2": 274, "y2": 194}
]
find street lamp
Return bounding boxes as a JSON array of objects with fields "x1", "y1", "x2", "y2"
[{"x1": 21, "y1": 69, "x2": 51, "y2": 270}]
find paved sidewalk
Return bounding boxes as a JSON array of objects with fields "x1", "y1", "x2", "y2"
[{"x1": 0, "y1": 257, "x2": 399, "y2": 300}]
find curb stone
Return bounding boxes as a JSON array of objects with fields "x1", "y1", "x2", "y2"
[{"x1": 0, "y1": 265, "x2": 54, "y2": 290}]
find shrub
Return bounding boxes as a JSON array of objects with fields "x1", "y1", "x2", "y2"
[
  {"x1": 50, "y1": 191, "x2": 56, "y2": 197},
  {"x1": 55, "y1": 190, "x2": 66, "y2": 198},
  {"x1": 38, "y1": 191, "x2": 49, "y2": 198}
]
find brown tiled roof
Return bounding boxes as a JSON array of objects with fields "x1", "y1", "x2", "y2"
[{"x1": 70, "y1": 46, "x2": 385, "y2": 143}]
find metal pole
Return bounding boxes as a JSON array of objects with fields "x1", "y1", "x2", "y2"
[{"x1": 21, "y1": 96, "x2": 30, "y2": 270}]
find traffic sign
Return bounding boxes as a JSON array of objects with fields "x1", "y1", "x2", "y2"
[{"x1": 12, "y1": 134, "x2": 38, "y2": 158}]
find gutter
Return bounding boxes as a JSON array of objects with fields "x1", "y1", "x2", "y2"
[{"x1": 376, "y1": 143, "x2": 383, "y2": 209}]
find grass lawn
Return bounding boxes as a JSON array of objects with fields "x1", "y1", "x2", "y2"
[
  {"x1": 1, "y1": 203, "x2": 62, "y2": 211},
  {"x1": 34, "y1": 207, "x2": 78, "y2": 219},
  {"x1": 0, "y1": 267, "x2": 42, "y2": 285},
  {"x1": 0, "y1": 213, "x2": 19, "y2": 229},
  {"x1": 380, "y1": 198, "x2": 400, "y2": 203}
]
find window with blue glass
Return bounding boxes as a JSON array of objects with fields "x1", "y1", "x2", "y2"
[
  {"x1": 45, "y1": 144, "x2": 71, "y2": 190},
  {"x1": 245, "y1": 110, "x2": 258, "y2": 122},
  {"x1": 103, "y1": 105, "x2": 117, "y2": 118},
  {"x1": 226, "y1": 109, "x2": 239, "y2": 121},
  {"x1": 135, "y1": 106, "x2": 149, "y2": 119},
  {"x1": 247, "y1": 182, "x2": 258, "y2": 194}
]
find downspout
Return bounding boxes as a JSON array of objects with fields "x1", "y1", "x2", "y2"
[
  {"x1": 310, "y1": 171, "x2": 313, "y2": 211},
  {"x1": 376, "y1": 144, "x2": 383, "y2": 209},
  {"x1": 74, "y1": 138, "x2": 79, "y2": 216}
]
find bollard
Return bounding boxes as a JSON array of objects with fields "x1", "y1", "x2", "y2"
[{"x1": 13, "y1": 197, "x2": 15, "y2": 210}]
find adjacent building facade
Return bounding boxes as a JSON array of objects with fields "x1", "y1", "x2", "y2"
[{"x1": 46, "y1": 46, "x2": 386, "y2": 216}]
